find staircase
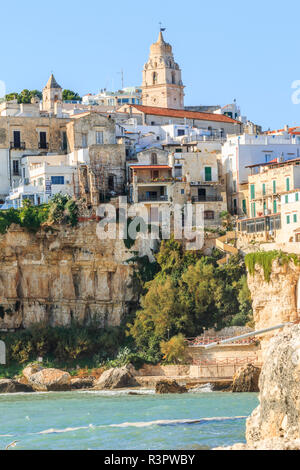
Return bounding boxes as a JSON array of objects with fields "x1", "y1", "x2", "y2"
[{"x1": 216, "y1": 231, "x2": 238, "y2": 264}]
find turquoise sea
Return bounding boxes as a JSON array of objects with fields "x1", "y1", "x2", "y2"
[{"x1": 0, "y1": 388, "x2": 258, "y2": 450}]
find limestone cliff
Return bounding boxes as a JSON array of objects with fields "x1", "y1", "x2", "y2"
[
  {"x1": 0, "y1": 222, "x2": 139, "y2": 329},
  {"x1": 247, "y1": 259, "x2": 300, "y2": 356}
]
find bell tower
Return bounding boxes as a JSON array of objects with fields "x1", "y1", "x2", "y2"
[
  {"x1": 142, "y1": 31, "x2": 184, "y2": 109},
  {"x1": 42, "y1": 73, "x2": 62, "y2": 113}
]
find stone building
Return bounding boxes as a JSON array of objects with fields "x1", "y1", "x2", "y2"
[
  {"x1": 142, "y1": 31, "x2": 184, "y2": 109},
  {"x1": 127, "y1": 143, "x2": 226, "y2": 228}
]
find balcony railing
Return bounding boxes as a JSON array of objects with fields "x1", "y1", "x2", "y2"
[
  {"x1": 137, "y1": 177, "x2": 174, "y2": 184},
  {"x1": 10, "y1": 142, "x2": 25, "y2": 150},
  {"x1": 38, "y1": 142, "x2": 49, "y2": 150},
  {"x1": 138, "y1": 195, "x2": 168, "y2": 202},
  {"x1": 192, "y1": 196, "x2": 223, "y2": 202}
]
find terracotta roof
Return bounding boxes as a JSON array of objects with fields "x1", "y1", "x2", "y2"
[{"x1": 118, "y1": 105, "x2": 241, "y2": 124}]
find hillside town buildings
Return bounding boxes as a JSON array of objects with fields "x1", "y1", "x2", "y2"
[{"x1": 1, "y1": 30, "x2": 300, "y2": 253}]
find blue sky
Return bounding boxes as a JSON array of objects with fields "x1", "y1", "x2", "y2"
[{"x1": 1, "y1": 0, "x2": 300, "y2": 130}]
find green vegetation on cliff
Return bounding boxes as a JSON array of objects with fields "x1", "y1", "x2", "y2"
[
  {"x1": 245, "y1": 250, "x2": 300, "y2": 282},
  {"x1": 0, "y1": 194, "x2": 79, "y2": 234},
  {"x1": 127, "y1": 238, "x2": 253, "y2": 362}
]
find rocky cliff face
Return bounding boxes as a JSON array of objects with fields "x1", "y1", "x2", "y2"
[
  {"x1": 0, "y1": 222, "x2": 139, "y2": 329},
  {"x1": 246, "y1": 325, "x2": 300, "y2": 446},
  {"x1": 247, "y1": 260, "x2": 300, "y2": 356}
]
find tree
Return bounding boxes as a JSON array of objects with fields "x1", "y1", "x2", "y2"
[
  {"x1": 160, "y1": 334, "x2": 186, "y2": 364},
  {"x1": 62, "y1": 90, "x2": 81, "y2": 101}
]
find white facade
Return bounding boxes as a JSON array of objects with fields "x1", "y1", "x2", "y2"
[{"x1": 222, "y1": 134, "x2": 300, "y2": 186}]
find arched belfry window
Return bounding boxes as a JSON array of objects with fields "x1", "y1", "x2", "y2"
[
  {"x1": 171, "y1": 72, "x2": 176, "y2": 84},
  {"x1": 151, "y1": 153, "x2": 157, "y2": 165},
  {"x1": 153, "y1": 72, "x2": 157, "y2": 85}
]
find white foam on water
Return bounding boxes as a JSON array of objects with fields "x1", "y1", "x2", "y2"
[
  {"x1": 108, "y1": 416, "x2": 247, "y2": 428},
  {"x1": 189, "y1": 383, "x2": 214, "y2": 393},
  {"x1": 38, "y1": 424, "x2": 95, "y2": 435},
  {"x1": 78, "y1": 389, "x2": 155, "y2": 396},
  {"x1": 34, "y1": 416, "x2": 247, "y2": 435}
]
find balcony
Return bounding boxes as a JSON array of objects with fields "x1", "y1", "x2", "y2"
[
  {"x1": 10, "y1": 142, "x2": 26, "y2": 150},
  {"x1": 192, "y1": 196, "x2": 223, "y2": 202},
  {"x1": 138, "y1": 195, "x2": 168, "y2": 203},
  {"x1": 137, "y1": 177, "x2": 174, "y2": 184},
  {"x1": 38, "y1": 142, "x2": 49, "y2": 150}
]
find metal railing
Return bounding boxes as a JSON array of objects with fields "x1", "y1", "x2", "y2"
[
  {"x1": 38, "y1": 142, "x2": 49, "y2": 150},
  {"x1": 10, "y1": 142, "x2": 25, "y2": 150},
  {"x1": 191, "y1": 196, "x2": 223, "y2": 202},
  {"x1": 186, "y1": 335, "x2": 255, "y2": 347},
  {"x1": 192, "y1": 356, "x2": 260, "y2": 366},
  {"x1": 138, "y1": 195, "x2": 168, "y2": 202}
]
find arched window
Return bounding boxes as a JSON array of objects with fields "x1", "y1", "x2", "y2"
[
  {"x1": 153, "y1": 72, "x2": 157, "y2": 85},
  {"x1": 171, "y1": 72, "x2": 176, "y2": 84},
  {"x1": 151, "y1": 153, "x2": 157, "y2": 165},
  {"x1": 204, "y1": 210, "x2": 214, "y2": 220}
]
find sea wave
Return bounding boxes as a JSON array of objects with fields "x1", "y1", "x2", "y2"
[
  {"x1": 35, "y1": 416, "x2": 247, "y2": 435},
  {"x1": 108, "y1": 416, "x2": 247, "y2": 428},
  {"x1": 78, "y1": 389, "x2": 155, "y2": 396},
  {"x1": 188, "y1": 383, "x2": 214, "y2": 393}
]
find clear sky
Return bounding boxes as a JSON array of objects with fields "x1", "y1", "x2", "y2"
[{"x1": 1, "y1": 0, "x2": 300, "y2": 130}]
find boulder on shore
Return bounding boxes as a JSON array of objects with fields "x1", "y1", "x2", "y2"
[
  {"x1": 70, "y1": 377, "x2": 95, "y2": 390},
  {"x1": 0, "y1": 378, "x2": 34, "y2": 393},
  {"x1": 23, "y1": 366, "x2": 71, "y2": 391},
  {"x1": 94, "y1": 366, "x2": 139, "y2": 390},
  {"x1": 155, "y1": 380, "x2": 187, "y2": 394},
  {"x1": 232, "y1": 364, "x2": 261, "y2": 393}
]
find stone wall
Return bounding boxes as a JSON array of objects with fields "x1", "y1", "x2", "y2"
[{"x1": 0, "y1": 222, "x2": 138, "y2": 330}]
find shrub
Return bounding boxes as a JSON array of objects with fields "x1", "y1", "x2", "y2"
[{"x1": 160, "y1": 334, "x2": 186, "y2": 364}]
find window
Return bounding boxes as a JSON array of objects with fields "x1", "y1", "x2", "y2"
[
  {"x1": 13, "y1": 131, "x2": 21, "y2": 148},
  {"x1": 250, "y1": 184, "x2": 255, "y2": 200},
  {"x1": 263, "y1": 201, "x2": 267, "y2": 214},
  {"x1": 51, "y1": 176, "x2": 65, "y2": 185},
  {"x1": 62, "y1": 131, "x2": 67, "y2": 151},
  {"x1": 205, "y1": 167, "x2": 212, "y2": 182},
  {"x1": 251, "y1": 202, "x2": 256, "y2": 218},
  {"x1": 273, "y1": 200, "x2": 277, "y2": 214},
  {"x1": 177, "y1": 129, "x2": 185, "y2": 137},
  {"x1": 175, "y1": 166, "x2": 182, "y2": 178},
  {"x1": 242, "y1": 199, "x2": 247, "y2": 214},
  {"x1": 285, "y1": 195, "x2": 289, "y2": 203},
  {"x1": 262, "y1": 183, "x2": 266, "y2": 196},
  {"x1": 38, "y1": 178, "x2": 44, "y2": 186},
  {"x1": 13, "y1": 160, "x2": 20, "y2": 176},
  {"x1": 286, "y1": 178, "x2": 290, "y2": 192},
  {"x1": 153, "y1": 72, "x2": 157, "y2": 85},
  {"x1": 296, "y1": 193, "x2": 299, "y2": 202},
  {"x1": 294, "y1": 214, "x2": 298, "y2": 223},
  {"x1": 204, "y1": 210, "x2": 214, "y2": 220},
  {"x1": 171, "y1": 72, "x2": 176, "y2": 84},
  {"x1": 82, "y1": 134, "x2": 87, "y2": 148},
  {"x1": 39, "y1": 131, "x2": 47, "y2": 149},
  {"x1": 233, "y1": 180, "x2": 237, "y2": 193},
  {"x1": 151, "y1": 153, "x2": 157, "y2": 165},
  {"x1": 273, "y1": 180, "x2": 277, "y2": 194},
  {"x1": 96, "y1": 131, "x2": 104, "y2": 145},
  {"x1": 287, "y1": 215, "x2": 291, "y2": 225},
  {"x1": 181, "y1": 189, "x2": 185, "y2": 195}
]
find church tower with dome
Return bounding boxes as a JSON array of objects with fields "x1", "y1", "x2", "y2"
[{"x1": 142, "y1": 31, "x2": 184, "y2": 109}]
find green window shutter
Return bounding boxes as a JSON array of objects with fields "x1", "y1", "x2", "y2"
[
  {"x1": 250, "y1": 184, "x2": 255, "y2": 200},
  {"x1": 296, "y1": 193, "x2": 299, "y2": 202},
  {"x1": 205, "y1": 167, "x2": 212, "y2": 182},
  {"x1": 287, "y1": 215, "x2": 291, "y2": 225},
  {"x1": 262, "y1": 183, "x2": 266, "y2": 196},
  {"x1": 273, "y1": 200, "x2": 277, "y2": 214},
  {"x1": 286, "y1": 178, "x2": 290, "y2": 191},
  {"x1": 273, "y1": 180, "x2": 276, "y2": 194},
  {"x1": 242, "y1": 199, "x2": 246, "y2": 214},
  {"x1": 251, "y1": 202, "x2": 256, "y2": 218},
  {"x1": 263, "y1": 201, "x2": 267, "y2": 214},
  {"x1": 285, "y1": 195, "x2": 289, "y2": 203},
  {"x1": 294, "y1": 214, "x2": 298, "y2": 223}
]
